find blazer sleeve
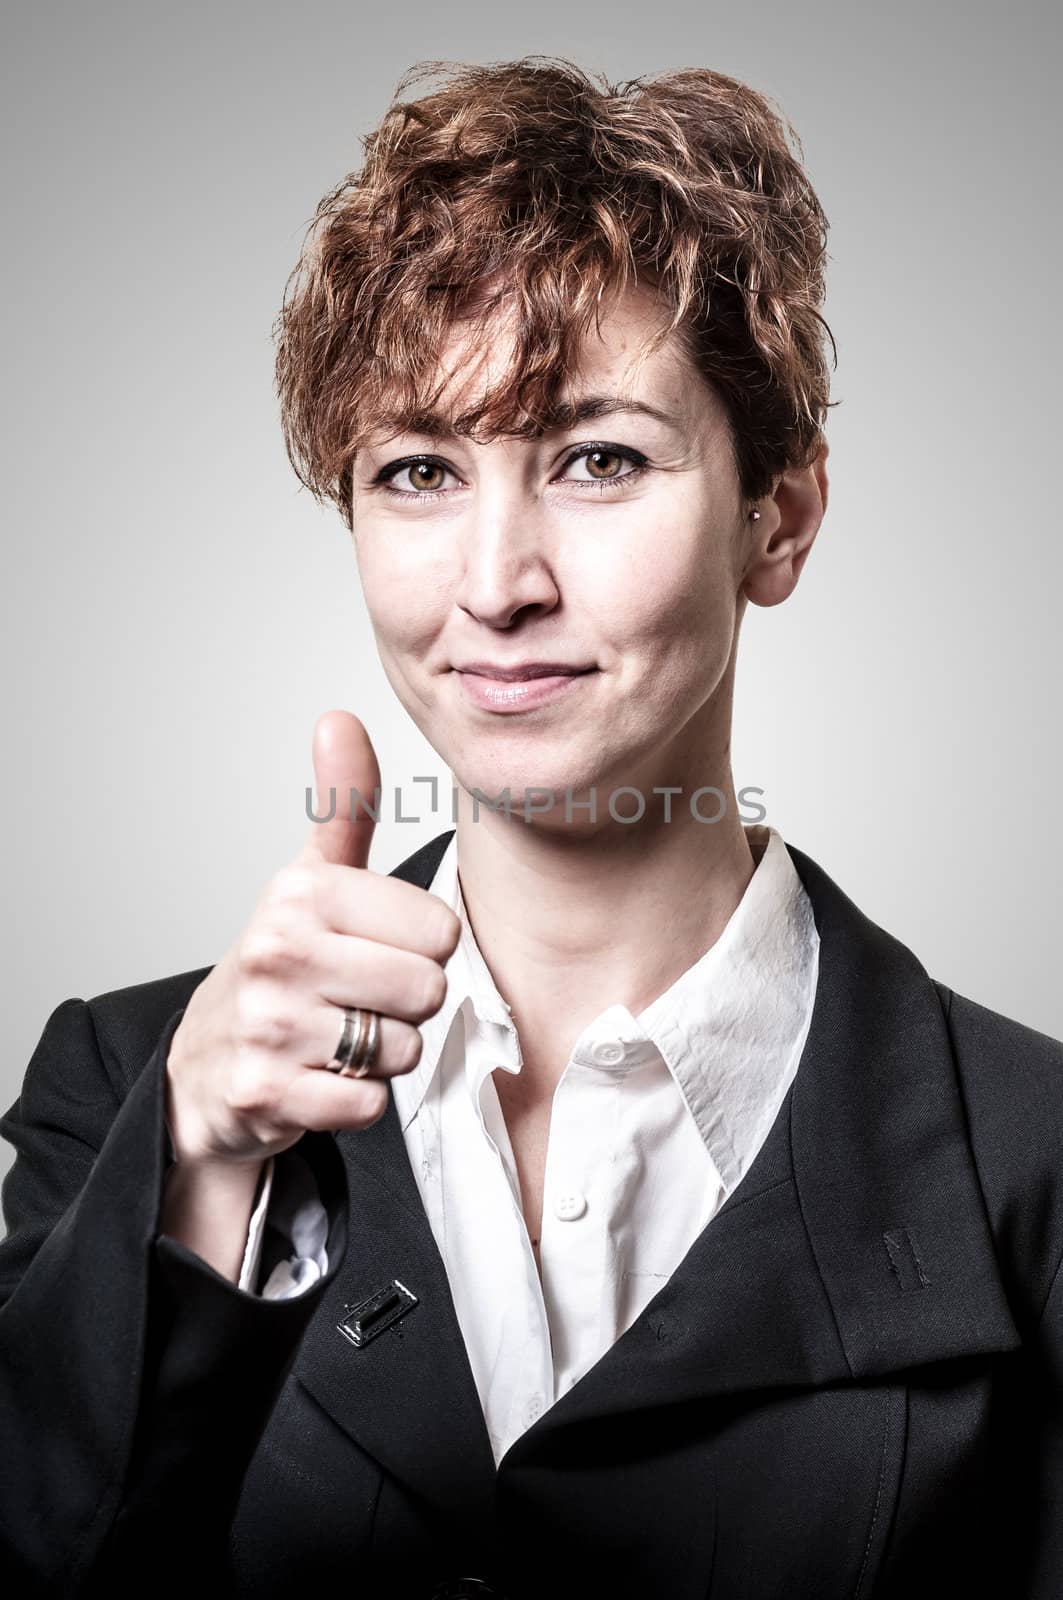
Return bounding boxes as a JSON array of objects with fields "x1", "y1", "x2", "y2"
[{"x1": 0, "y1": 994, "x2": 349, "y2": 1595}]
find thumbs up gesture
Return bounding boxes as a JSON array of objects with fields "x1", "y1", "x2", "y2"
[{"x1": 164, "y1": 711, "x2": 460, "y2": 1167}]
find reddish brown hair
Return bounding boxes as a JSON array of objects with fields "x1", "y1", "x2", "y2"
[{"x1": 274, "y1": 56, "x2": 835, "y2": 529}]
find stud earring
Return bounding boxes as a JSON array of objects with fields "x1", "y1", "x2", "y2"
[{"x1": 750, "y1": 509, "x2": 761, "y2": 520}]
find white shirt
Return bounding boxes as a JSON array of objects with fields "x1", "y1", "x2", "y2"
[{"x1": 237, "y1": 823, "x2": 820, "y2": 1467}]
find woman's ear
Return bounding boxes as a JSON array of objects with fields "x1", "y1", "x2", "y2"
[{"x1": 741, "y1": 441, "x2": 829, "y2": 608}]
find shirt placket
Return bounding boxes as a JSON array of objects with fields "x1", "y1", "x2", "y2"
[
  {"x1": 538, "y1": 1057, "x2": 622, "y2": 1401},
  {"x1": 465, "y1": 1008, "x2": 556, "y2": 1461}
]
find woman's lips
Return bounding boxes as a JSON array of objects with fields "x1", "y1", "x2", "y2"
[{"x1": 455, "y1": 667, "x2": 596, "y2": 713}]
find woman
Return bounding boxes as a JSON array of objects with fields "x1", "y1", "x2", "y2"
[{"x1": 2, "y1": 56, "x2": 1061, "y2": 1600}]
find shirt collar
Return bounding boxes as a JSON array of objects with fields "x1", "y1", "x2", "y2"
[
  {"x1": 633, "y1": 824, "x2": 819, "y2": 1190},
  {"x1": 391, "y1": 837, "x2": 520, "y2": 1132},
  {"x1": 390, "y1": 824, "x2": 820, "y2": 1191}
]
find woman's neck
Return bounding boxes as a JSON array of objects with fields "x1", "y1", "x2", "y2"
[{"x1": 452, "y1": 769, "x2": 761, "y2": 1077}]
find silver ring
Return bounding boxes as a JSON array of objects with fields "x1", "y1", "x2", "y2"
[{"x1": 325, "y1": 1006, "x2": 381, "y2": 1078}]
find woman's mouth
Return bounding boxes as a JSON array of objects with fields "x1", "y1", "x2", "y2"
[{"x1": 453, "y1": 663, "x2": 597, "y2": 714}]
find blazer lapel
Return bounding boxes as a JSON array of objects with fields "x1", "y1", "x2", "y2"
[
  {"x1": 294, "y1": 827, "x2": 1023, "y2": 1501},
  {"x1": 294, "y1": 1091, "x2": 499, "y2": 1543},
  {"x1": 505, "y1": 839, "x2": 1023, "y2": 1462},
  {"x1": 294, "y1": 829, "x2": 498, "y2": 1542},
  {"x1": 785, "y1": 843, "x2": 1021, "y2": 1377}
]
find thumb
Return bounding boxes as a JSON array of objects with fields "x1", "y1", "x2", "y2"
[{"x1": 302, "y1": 710, "x2": 381, "y2": 870}]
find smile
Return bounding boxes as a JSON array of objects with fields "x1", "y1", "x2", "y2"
[{"x1": 454, "y1": 667, "x2": 597, "y2": 714}]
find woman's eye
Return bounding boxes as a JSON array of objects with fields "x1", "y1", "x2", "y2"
[
  {"x1": 560, "y1": 447, "x2": 645, "y2": 485},
  {"x1": 389, "y1": 460, "x2": 453, "y2": 493},
  {"x1": 374, "y1": 445, "x2": 646, "y2": 499}
]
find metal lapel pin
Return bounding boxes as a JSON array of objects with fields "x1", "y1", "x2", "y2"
[{"x1": 337, "y1": 1278, "x2": 419, "y2": 1348}]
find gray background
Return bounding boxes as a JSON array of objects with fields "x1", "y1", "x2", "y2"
[{"x1": 2, "y1": 0, "x2": 1060, "y2": 1200}]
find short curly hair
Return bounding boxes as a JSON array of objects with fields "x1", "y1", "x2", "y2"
[{"x1": 274, "y1": 56, "x2": 836, "y2": 530}]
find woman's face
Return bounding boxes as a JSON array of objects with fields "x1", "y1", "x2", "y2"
[{"x1": 350, "y1": 282, "x2": 767, "y2": 817}]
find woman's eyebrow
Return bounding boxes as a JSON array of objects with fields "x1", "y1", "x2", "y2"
[
  {"x1": 369, "y1": 394, "x2": 682, "y2": 446},
  {"x1": 542, "y1": 394, "x2": 682, "y2": 432}
]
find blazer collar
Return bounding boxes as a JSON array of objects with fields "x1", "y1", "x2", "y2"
[{"x1": 292, "y1": 829, "x2": 1021, "y2": 1519}]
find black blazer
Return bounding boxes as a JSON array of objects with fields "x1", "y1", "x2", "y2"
[{"x1": 2, "y1": 829, "x2": 1063, "y2": 1599}]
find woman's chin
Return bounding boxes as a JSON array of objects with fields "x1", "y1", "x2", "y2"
[{"x1": 452, "y1": 763, "x2": 610, "y2": 820}]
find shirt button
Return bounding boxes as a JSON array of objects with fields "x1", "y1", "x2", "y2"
[
  {"x1": 554, "y1": 1190, "x2": 587, "y2": 1221},
  {"x1": 524, "y1": 1395, "x2": 545, "y2": 1424},
  {"x1": 590, "y1": 1039, "x2": 625, "y2": 1066}
]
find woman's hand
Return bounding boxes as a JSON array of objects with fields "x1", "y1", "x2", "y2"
[{"x1": 164, "y1": 710, "x2": 460, "y2": 1170}]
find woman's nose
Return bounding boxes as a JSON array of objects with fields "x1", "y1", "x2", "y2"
[{"x1": 454, "y1": 501, "x2": 560, "y2": 630}]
